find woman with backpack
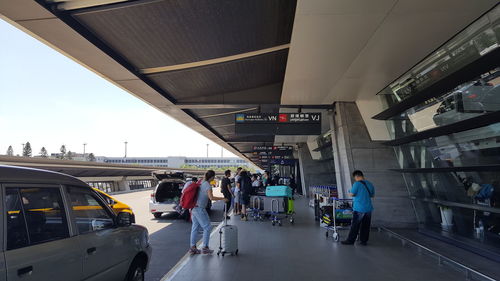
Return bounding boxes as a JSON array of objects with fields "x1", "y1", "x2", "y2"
[{"x1": 189, "y1": 170, "x2": 228, "y2": 255}]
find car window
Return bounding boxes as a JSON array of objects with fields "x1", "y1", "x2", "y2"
[
  {"x1": 5, "y1": 187, "x2": 70, "y2": 250},
  {"x1": 68, "y1": 188, "x2": 114, "y2": 234},
  {"x1": 99, "y1": 193, "x2": 114, "y2": 205},
  {"x1": 5, "y1": 189, "x2": 29, "y2": 250}
]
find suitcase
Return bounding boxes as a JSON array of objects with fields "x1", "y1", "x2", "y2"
[
  {"x1": 262, "y1": 196, "x2": 286, "y2": 212},
  {"x1": 287, "y1": 198, "x2": 295, "y2": 214},
  {"x1": 250, "y1": 195, "x2": 264, "y2": 210},
  {"x1": 265, "y1": 185, "x2": 292, "y2": 198},
  {"x1": 217, "y1": 205, "x2": 238, "y2": 256}
]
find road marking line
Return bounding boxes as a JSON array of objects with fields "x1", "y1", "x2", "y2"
[{"x1": 160, "y1": 210, "x2": 232, "y2": 281}]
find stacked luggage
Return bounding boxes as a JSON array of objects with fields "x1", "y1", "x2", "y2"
[
  {"x1": 266, "y1": 185, "x2": 295, "y2": 226},
  {"x1": 248, "y1": 185, "x2": 295, "y2": 226}
]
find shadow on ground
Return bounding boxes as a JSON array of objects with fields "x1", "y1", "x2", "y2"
[{"x1": 146, "y1": 201, "x2": 225, "y2": 281}]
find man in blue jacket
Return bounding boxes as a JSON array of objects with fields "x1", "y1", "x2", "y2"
[{"x1": 342, "y1": 170, "x2": 375, "y2": 246}]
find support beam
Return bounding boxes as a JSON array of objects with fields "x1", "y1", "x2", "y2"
[
  {"x1": 177, "y1": 103, "x2": 335, "y2": 110},
  {"x1": 56, "y1": 0, "x2": 128, "y2": 10},
  {"x1": 199, "y1": 107, "x2": 258, "y2": 119},
  {"x1": 141, "y1": 44, "x2": 290, "y2": 74}
]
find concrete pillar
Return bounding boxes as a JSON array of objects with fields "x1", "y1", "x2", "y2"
[
  {"x1": 298, "y1": 143, "x2": 336, "y2": 197},
  {"x1": 297, "y1": 144, "x2": 309, "y2": 196},
  {"x1": 329, "y1": 107, "x2": 350, "y2": 198},
  {"x1": 117, "y1": 177, "x2": 131, "y2": 192},
  {"x1": 331, "y1": 102, "x2": 417, "y2": 228}
]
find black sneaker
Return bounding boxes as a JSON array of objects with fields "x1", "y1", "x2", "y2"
[
  {"x1": 341, "y1": 240, "x2": 354, "y2": 245},
  {"x1": 359, "y1": 241, "x2": 367, "y2": 246}
]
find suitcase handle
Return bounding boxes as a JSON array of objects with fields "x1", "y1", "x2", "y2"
[
  {"x1": 223, "y1": 202, "x2": 229, "y2": 226},
  {"x1": 271, "y1": 199, "x2": 279, "y2": 213},
  {"x1": 252, "y1": 196, "x2": 261, "y2": 209}
]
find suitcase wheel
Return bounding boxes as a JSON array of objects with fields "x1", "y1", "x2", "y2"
[{"x1": 333, "y1": 232, "x2": 340, "y2": 242}]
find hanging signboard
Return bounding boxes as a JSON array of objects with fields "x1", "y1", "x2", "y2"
[
  {"x1": 252, "y1": 146, "x2": 294, "y2": 156},
  {"x1": 235, "y1": 113, "x2": 321, "y2": 135}
]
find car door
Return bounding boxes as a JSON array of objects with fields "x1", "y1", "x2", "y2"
[
  {"x1": 3, "y1": 185, "x2": 82, "y2": 281},
  {"x1": 0, "y1": 184, "x2": 6, "y2": 281},
  {"x1": 66, "y1": 187, "x2": 132, "y2": 281}
]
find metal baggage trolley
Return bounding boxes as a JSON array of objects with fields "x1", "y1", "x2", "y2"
[
  {"x1": 269, "y1": 197, "x2": 295, "y2": 226},
  {"x1": 250, "y1": 196, "x2": 264, "y2": 221},
  {"x1": 323, "y1": 198, "x2": 353, "y2": 241}
]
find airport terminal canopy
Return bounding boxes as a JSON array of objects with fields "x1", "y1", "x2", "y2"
[{"x1": 1, "y1": 0, "x2": 496, "y2": 168}]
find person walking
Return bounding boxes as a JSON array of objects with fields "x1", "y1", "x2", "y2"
[
  {"x1": 238, "y1": 170, "x2": 253, "y2": 221},
  {"x1": 341, "y1": 170, "x2": 375, "y2": 246},
  {"x1": 233, "y1": 167, "x2": 243, "y2": 215},
  {"x1": 220, "y1": 170, "x2": 234, "y2": 219},
  {"x1": 189, "y1": 170, "x2": 228, "y2": 255}
]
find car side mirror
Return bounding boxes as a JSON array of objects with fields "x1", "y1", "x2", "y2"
[{"x1": 117, "y1": 212, "x2": 132, "y2": 227}]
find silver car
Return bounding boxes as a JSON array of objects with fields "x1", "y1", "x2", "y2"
[
  {"x1": 149, "y1": 171, "x2": 185, "y2": 219},
  {"x1": 0, "y1": 165, "x2": 151, "y2": 281}
]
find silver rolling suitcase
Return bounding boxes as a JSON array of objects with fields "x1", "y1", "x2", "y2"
[{"x1": 217, "y1": 205, "x2": 238, "y2": 256}]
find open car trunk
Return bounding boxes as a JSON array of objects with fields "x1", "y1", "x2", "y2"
[{"x1": 155, "y1": 181, "x2": 183, "y2": 203}]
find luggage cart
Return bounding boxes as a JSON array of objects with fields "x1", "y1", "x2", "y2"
[
  {"x1": 323, "y1": 198, "x2": 353, "y2": 241},
  {"x1": 269, "y1": 197, "x2": 295, "y2": 226},
  {"x1": 250, "y1": 196, "x2": 263, "y2": 221}
]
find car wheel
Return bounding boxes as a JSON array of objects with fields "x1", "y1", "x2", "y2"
[
  {"x1": 125, "y1": 262, "x2": 145, "y2": 281},
  {"x1": 153, "y1": 212, "x2": 162, "y2": 219}
]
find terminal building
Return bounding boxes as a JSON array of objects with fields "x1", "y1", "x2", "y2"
[
  {"x1": 101, "y1": 156, "x2": 251, "y2": 169},
  {"x1": 1, "y1": 0, "x2": 500, "y2": 280},
  {"x1": 49, "y1": 153, "x2": 251, "y2": 169}
]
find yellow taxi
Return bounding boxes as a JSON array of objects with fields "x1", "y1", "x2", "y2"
[{"x1": 93, "y1": 188, "x2": 134, "y2": 216}]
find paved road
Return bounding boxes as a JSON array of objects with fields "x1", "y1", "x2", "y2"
[{"x1": 114, "y1": 190, "x2": 226, "y2": 281}]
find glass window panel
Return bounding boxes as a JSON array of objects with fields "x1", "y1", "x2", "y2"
[
  {"x1": 68, "y1": 188, "x2": 114, "y2": 234},
  {"x1": 5, "y1": 189, "x2": 29, "y2": 250},
  {"x1": 6, "y1": 187, "x2": 70, "y2": 248}
]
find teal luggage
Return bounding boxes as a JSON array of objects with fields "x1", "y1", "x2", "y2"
[{"x1": 265, "y1": 185, "x2": 292, "y2": 198}]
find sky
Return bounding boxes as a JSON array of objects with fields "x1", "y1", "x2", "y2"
[{"x1": 0, "y1": 19, "x2": 235, "y2": 158}]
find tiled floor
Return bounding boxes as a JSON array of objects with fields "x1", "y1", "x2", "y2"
[{"x1": 166, "y1": 197, "x2": 467, "y2": 281}]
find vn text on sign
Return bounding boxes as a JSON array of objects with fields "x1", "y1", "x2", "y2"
[{"x1": 235, "y1": 113, "x2": 321, "y2": 135}]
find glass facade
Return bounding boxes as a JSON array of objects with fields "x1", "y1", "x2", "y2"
[
  {"x1": 379, "y1": 6, "x2": 500, "y2": 111},
  {"x1": 379, "y1": 4, "x2": 500, "y2": 257}
]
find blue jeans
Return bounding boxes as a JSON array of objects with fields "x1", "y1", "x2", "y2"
[
  {"x1": 190, "y1": 207, "x2": 211, "y2": 247},
  {"x1": 346, "y1": 211, "x2": 372, "y2": 243}
]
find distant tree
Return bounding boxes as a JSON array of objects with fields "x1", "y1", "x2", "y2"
[
  {"x1": 87, "y1": 153, "x2": 96, "y2": 162},
  {"x1": 6, "y1": 145, "x2": 14, "y2": 156},
  {"x1": 39, "y1": 147, "x2": 48, "y2": 158},
  {"x1": 23, "y1": 142, "x2": 32, "y2": 157},
  {"x1": 66, "y1": 150, "x2": 74, "y2": 160},
  {"x1": 59, "y1": 145, "x2": 66, "y2": 159}
]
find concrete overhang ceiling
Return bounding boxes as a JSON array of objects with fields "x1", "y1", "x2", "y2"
[{"x1": 1, "y1": 0, "x2": 497, "y2": 167}]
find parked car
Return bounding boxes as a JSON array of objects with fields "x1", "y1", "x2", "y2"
[
  {"x1": 149, "y1": 171, "x2": 185, "y2": 218},
  {"x1": 0, "y1": 165, "x2": 151, "y2": 281},
  {"x1": 149, "y1": 171, "x2": 212, "y2": 219}
]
